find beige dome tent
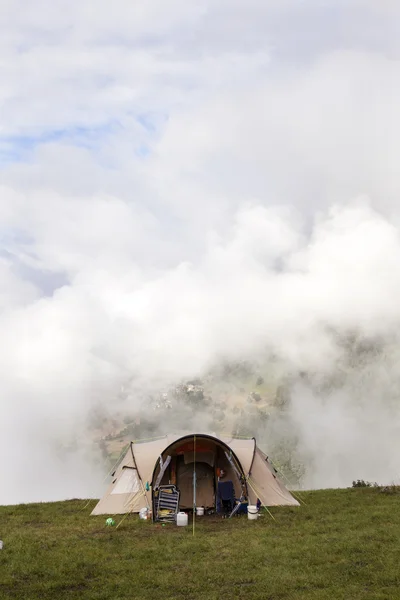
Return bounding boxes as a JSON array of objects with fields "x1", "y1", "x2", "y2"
[{"x1": 91, "y1": 432, "x2": 299, "y2": 517}]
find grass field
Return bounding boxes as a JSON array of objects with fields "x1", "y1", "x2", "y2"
[{"x1": 1, "y1": 487, "x2": 400, "y2": 599}]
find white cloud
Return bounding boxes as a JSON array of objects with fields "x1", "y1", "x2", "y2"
[{"x1": 1, "y1": 1, "x2": 400, "y2": 503}]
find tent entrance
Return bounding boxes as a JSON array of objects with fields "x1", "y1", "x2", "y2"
[
  {"x1": 151, "y1": 434, "x2": 248, "y2": 520},
  {"x1": 177, "y1": 456, "x2": 215, "y2": 509}
]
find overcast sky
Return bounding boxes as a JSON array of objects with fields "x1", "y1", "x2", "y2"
[{"x1": 1, "y1": 1, "x2": 400, "y2": 502}]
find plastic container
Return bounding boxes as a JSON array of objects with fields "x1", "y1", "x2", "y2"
[
  {"x1": 0, "y1": 541, "x2": 3, "y2": 550},
  {"x1": 176, "y1": 512, "x2": 188, "y2": 526},
  {"x1": 247, "y1": 505, "x2": 259, "y2": 520},
  {"x1": 196, "y1": 507, "x2": 205, "y2": 516},
  {"x1": 139, "y1": 508, "x2": 151, "y2": 520}
]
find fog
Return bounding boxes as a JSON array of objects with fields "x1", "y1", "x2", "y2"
[{"x1": 1, "y1": 1, "x2": 400, "y2": 504}]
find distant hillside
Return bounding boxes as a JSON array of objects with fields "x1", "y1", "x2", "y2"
[
  {"x1": 88, "y1": 335, "x2": 395, "y2": 488},
  {"x1": 88, "y1": 361, "x2": 300, "y2": 480}
]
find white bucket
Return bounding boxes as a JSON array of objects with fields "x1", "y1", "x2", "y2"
[
  {"x1": 247, "y1": 505, "x2": 259, "y2": 521},
  {"x1": 196, "y1": 507, "x2": 204, "y2": 516},
  {"x1": 176, "y1": 512, "x2": 188, "y2": 526}
]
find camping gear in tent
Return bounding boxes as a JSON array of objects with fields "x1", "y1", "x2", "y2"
[
  {"x1": 217, "y1": 480, "x2": 236, "y2": 517},
  {"x1": 91, "y1": 433, "x2": 300, "y2": 517},
  {"x1": 154, "y1": 485, "x2": 180, "y2": 522}
]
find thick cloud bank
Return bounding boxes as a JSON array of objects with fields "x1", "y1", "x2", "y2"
[{"x1": 1, "y1": 1, "x2": 400, "y2": 503}]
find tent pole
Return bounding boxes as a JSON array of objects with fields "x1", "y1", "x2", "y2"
[
  {"x1": 130, "y1": 442, "x2": 151, "y2": 511},
  {"x1": 193, "y1": 434, "x2": 196, "y2": 536}
]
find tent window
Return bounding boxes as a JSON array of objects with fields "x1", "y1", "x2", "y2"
[{"x1": 111, "y1": 467, "x2": 140, "y2": 495}]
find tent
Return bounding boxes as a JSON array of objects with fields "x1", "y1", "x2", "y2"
[{"x1": 91, "y1": 432, "x2": 299, "y2": 516}]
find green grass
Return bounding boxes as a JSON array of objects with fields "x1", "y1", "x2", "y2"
[{"x1": 1, "y1": 487, "x2": 400, "y2": 599}]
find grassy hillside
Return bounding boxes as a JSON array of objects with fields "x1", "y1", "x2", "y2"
[{"x1": 1, "y1": 487, "x2": 400, "y2": 599}]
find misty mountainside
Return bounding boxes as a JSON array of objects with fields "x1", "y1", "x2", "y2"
[{"x1": 87, "y1": 330, "x2": 400, "y2": 488}]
